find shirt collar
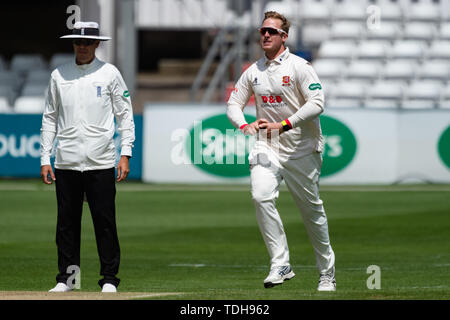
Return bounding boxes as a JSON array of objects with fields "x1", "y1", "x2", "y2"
[
  {"x1": 264, "y1": 47, "x2": 290, "y2": 65},
  {"x1": 75, "y1": 57, "x2": 99, "y2": 71}
]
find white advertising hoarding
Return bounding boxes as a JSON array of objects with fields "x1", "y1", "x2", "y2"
[{"x1": 143, "y1": 104, "x2": 450, "y2": 184}]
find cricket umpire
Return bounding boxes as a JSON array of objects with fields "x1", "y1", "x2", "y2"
[
  {"x1": 40, "y1": 21, "x2": 135, "y2": 293},
  {"x1": 227, "y1": 11, "x2": 336, "y2": 291}
]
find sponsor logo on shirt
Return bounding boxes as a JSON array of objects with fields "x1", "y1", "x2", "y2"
[
  {"x1": 123, "y1": 90, "x2": 130, "y2": 98},
  {"x1": 308, "y1": 83, "x2": 322, "y2": 90},
  {"x1": 282, "y1": 76, "x2": 290, "y2": 86},
  {"x1": 260, "y1": 94, "x2": 288, "y2": 108},
  {"x1": 97, "y1": 86, "x2": 102, "y2": 97},
  {"x1": 253, "y1": 77, "x2": 260, "y2": 86}
]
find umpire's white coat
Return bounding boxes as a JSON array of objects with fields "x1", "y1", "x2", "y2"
[{"x1": 40, "y1": 58, "x2": 135, "y2": 171}]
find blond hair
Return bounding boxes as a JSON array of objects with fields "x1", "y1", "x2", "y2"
[{"x1": 263, "y1": 11, "x2": 290, "y2": 34}]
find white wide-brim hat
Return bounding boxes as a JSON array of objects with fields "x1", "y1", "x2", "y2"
[{"x1": 60, "y1": 21, "x2": 111, "y2": 41}]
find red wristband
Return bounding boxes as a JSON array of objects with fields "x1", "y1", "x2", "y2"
[
  {"x1": 284, "y1": 119, "x2": 292, "y2": 128},
  {"x1": 240, "y1": 124, "x2": 249, "y2": 131}
]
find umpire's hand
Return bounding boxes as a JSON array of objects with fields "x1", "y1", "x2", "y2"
[
  {"x1": 41, "y1": 165, "x2": 56, "y2": 184},
  {"x1": 117, "y1": 156, "x2": 130, "y2": 182}
]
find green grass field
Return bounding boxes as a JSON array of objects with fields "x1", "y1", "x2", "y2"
[{"x1": 0, "y1": 180, "x2": 449, "y2": 300}]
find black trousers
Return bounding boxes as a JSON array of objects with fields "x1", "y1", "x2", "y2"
[{"x1": 54, "y1": 168, "x2": 120, "y2": 288}]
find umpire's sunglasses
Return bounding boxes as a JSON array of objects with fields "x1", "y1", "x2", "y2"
[
  {"x1": 259, "y1": 27, "x2": 287, "y2": 36},
  {"x1": 72, "y1": 39, "x2": 97, "y2": 46}
]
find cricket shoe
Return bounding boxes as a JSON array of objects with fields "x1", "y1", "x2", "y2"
[
  {"x1": 264, "y1": 266, "x2": 295, "y2": 288},
  {"x1": 318, "y1": 267, "x2": 336, "y2": 292},
  {"x1": 49, "y1": 283, "x2": 72, "y2": 292},
  {"x1": 101, "y1": 283, "x2": 117, "y2": 293}
]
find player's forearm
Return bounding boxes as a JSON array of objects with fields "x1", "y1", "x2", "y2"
[
  {"x1": 226, "y1": 103, "x2": 248, "y2": 129},
  {"x1": 40, "y1": 130, "x2": 56, "y2": 166},
  {"x1": 287, "y1": 100, "x2": 323, "y2": 128}
]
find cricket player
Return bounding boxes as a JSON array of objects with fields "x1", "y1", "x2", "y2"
[
  {"x1": 226, "y1": 11, "x2": 336, "y2": 291},
  {"x1": 40, "y1": 22, "x2": 135, "y2": 293}
]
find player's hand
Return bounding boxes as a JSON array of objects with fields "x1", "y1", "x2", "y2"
[
  {"x1": 242, "y1": 119, "x2": 268, "y2": 135},
  {"x1": 258, "y1": 121, "x2": 283, "y2": 139},
  {"x1": 117, "y1": 156, "x2": 130, "y2": 182},
  {"x1": 40, "y1": 165, "x2": 55, "y2": 185}
]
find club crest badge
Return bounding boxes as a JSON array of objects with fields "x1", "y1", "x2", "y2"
[{"x1": 282, "y1": 76, "x2": 290, "y2": 86}]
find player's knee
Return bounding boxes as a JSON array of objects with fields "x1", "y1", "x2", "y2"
[{"x1": 251, "y1": 187, "x2": 277, "y2": 203}]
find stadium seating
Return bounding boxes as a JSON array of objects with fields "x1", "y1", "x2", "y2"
[
  {"x1": 390, "y1": 40, "x2": 427, "y2": 60},
  {"x1": 439, "y1": 83, "x2": 450, "y2": 108},
  {"x1": 0, "y1": 85, "x2": 17, "y2": 107},
  {"x1": 372, "y1": 0, "x2": 403, "y2": 22},
  {"x1": 21, "y1": 84, "x2": 47, "y2": 97},
  {"x1": 330, "y1": 80, "x2": 368, "y2": 105},
  {"x1": 365, "y1": 22, "x2": 402, "y2": 41},
  {"x1": 26, "y1": 70, "x2": 51, "y2": 85},
  {"x1": 312, "y1": 59, "x2": 345, "y2": 81},
  {"x1": 355, "y1": 40, "x2": 390, "y2": 60},
  {"x1": 0, "y1": 97, "x2": 11, "y2": 113},
  {"x1": 49, "y1": 53, "x2": 74, "y2": 70},
  {"x1": 382, "y1": 60, "x2": 417, "y2": 81},
  {"x1": 298, "y1": 0, "x2": 331, "y2": 23},
  {"x1": 427, "y1": 40, "x2": 450, "y2": 59},
  {"x1": 0, "y1": 71, "x2": 21, "y2": 91},
  {"x1": 332, "y1": 0, "x2": 366, "y2": 21},
  {"x1": 329, "y1": 21, "x2": 363, "y2": 40},
  {"x1": 416, "y1": 60, "x2": 450, "y2": 81},
  {"x1": 401, "y1": 80, "x2": 442, "y2": 109},
  {"x1": 405, "y1": 1, "x2": 441, "y2": 22},
  {"x1": 403, "y1": 22, "x2": 438, "y2": 41},
  {"x1": 13, "y1": 96, "x2": 46, "y2": 114},
  {"x1": 318, "y1": 40, "x2": 356, "y2": 60},
  {"x1": 345, "y1": 60, "x2": 381, "y2": 80},
  {"x1": 10, "y1": 54, "x2": 47, "y2": 76},
  {"x1": 439, "y1": 22, "x2": 450, "y2": 40},
  {"x1": 364, "y1": 80, "x2": 405, "y2": 109}
]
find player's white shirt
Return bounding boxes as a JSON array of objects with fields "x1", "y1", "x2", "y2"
[
  {"x1": 227, "y1": 47, "x2": 325, "y2": 161},
  {"x1": 40, "y1": 57, "x2": 135, "y2": 171}
]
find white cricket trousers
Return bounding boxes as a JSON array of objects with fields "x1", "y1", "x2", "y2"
[{"x1": 249, "y1": 143, "x2": 335, "y2": 274}]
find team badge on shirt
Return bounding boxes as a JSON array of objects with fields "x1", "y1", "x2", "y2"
[{"x1": 282, "y1": 76, "x2": 291, "y2": 86}]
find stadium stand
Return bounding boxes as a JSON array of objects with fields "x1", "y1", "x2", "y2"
[
  {"x1": 416, "y1": 60, "x2": 450, "y2": 81},
  {"x1": 401, "y1": 80, "x2": 443, "y2": 109},
  {"x1": 0, "y1": 53, "x2": 73, "y2": 113},
  {"x1": 382, "y1": 60, "x2": 417, "y2": 81},
  {"x1": 365, "y1": 22, "x2": 402, "y2": 40},
  {"x1": 364, "y1": 80, "x2": 405, "y2": 109},
  {"x1": 440, "y1": 83, "x2": 450, "y2": 108},
  {"x1": 439, "y1": 22, "x2": 450, "y2": 39},
  {"x1": 312, "y1": 59, "x2": 345, "y2": 81},
  {"x1": 345, "y1": 60, "x2": 381, "y2": 80},
  {"x1": 13, "y1": 96, "x2": 46, "y2": 114},
  {"x1": 10, "y1": 54, "x2": 47, "y2": 77},
  {"x1": 0, "y1": 96, "x2": 11, "y2": 113},
  {"x1": 290, "y1": 0, "x2": 450, "y2": 109},
  {"x1": 49, "y1": 53, "x2": 74, "y2": 70}
]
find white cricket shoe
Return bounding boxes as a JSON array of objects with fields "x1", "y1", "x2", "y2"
[
  {"x1": 318, "y1": 268, "x2": 336, "y2": 292},
  {"x1": 49, "y1": 282, "x2": 72, "y2": 293},
  {"x1": 264, "y1": 266, "x2": 295, "y2": 288},
  {"x1": 101, "y1": 283, "x2": 117, "y2": 293}
]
